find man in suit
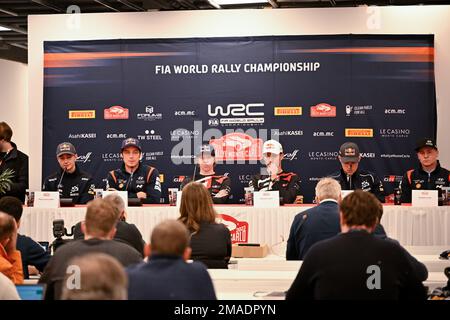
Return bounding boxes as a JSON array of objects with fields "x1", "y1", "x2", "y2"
[
  {"x1": 286, "y1": 178, "x2": 341, "y2": 260},
  {"x1": 286, "y1": 190, "x2": 427, "y2": 300},
  {"x1": 127, "y1": 219, "x2": 216, "y2": 300}
]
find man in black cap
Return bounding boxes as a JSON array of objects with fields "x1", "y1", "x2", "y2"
[
  {"x1": 180, "y1": 144, "x2": 231, "y2": 204},
  {"x1": 43, "y1": 142, "x2": 95, "y2": 204},
  {"x1": 399, "y1": 138, "x2": 449, "y2": 203},
  {"x1": 328, "y1": 142, "x2": 385, "y2": 202},
  {"x1": 105, "y1": 138, "x2": 161, "y2": 204}
]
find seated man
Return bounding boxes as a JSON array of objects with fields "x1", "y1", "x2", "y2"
[
  {"x1": 286, "y1": 190, "x2": 427, "y2": 300},
  {"x1": 61, "y1": 253, "x2": 127, "y2": 300},
  {"x1": 105, "y1": 138, "x2": 161, "y2": 204},
  {"x1": 0, "y1": 212, "x2": 23, "y2": 284},
  {"x1": 0, "y1": 196, "x2": 50, "y2": 278},
  {"x1": 180, "y1": 144, "x2": 231, "y2": 204},
  {"x1": 39, "y1": 198, "x2": 142, "y2": 300},
  {"x1": 329, "y1": 142, "x2": 385, "y2": 202},
  {"x1": 286, "y1": 178, "x2": 341, "y2": 260},
  {"x1": 43, "y1": 142, "x2": 95, "y2": 204},
  {"x1": 249, "y1": 139, "x2": 302, "y2": 204},
  {"x1": 73, "y1": 193, "x2": 145, "y2": 256},
  {"x1": 400, "y1": 138, "x2": 449, "y2": 203},
  {"x1": 127, "y1": 219, "x2": 216, "y2": 300}
]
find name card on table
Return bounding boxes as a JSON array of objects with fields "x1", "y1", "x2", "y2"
[
  {"x1": 176, "y1": 191, "x2": 182, "y2": 207},
  {"x1": 412, "y1": 190, "x2": 438, "y2": 207},
  {"x1": 33, "y1": 192, "x2": 60, "y2": 208},
  {"x1": 102, "y1": 191, "x2": 128, "y2": 207},
  {"x1": 253, "y1": 191, "x2": 280, "y2": 208},
  {"x1": 341, "y1": 190, "x2": 353, "y2": 199}
]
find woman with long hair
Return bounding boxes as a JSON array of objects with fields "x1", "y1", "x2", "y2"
[{"x1": 179, "y1": 182, "x2": 231, "y2": 268}]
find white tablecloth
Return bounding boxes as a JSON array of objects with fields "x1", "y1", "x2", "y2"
[{"x1": 20, "y1": 205, "x2": 450, "y2": 247}]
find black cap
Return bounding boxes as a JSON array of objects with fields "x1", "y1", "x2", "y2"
[
  {"x1": 196, "y1": 144, "x2": 215, "y2": 157},
  {"x1": 415, "y1": 138, "x2": 437, "y2": 152},
  {"x1": 338, "y1": 142, "x2": 360, "y2": 162},
  {"x1": 121, "y1": 137, "x2": 141, "y2": 152},
  {"x1": 56, "y1": 142, "x2": 77, "y2": 157}
]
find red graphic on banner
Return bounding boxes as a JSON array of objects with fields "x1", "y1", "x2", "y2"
[
  {"x1": 310, "y1": 103, "x2": 336, "y2": 117},
  {"x1": 104, "y1": 105, "x2": 129, "y2": 120},
  {"x1": 218, "y1": 214, "x2": 249, "y2": 244},
  {"x1": 210, "y1": 132, "x2": 263, "y2": 161}
]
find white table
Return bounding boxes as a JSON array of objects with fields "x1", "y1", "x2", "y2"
[{"x1": 20, "y1": 205, "x2": 450, "y2": 248}]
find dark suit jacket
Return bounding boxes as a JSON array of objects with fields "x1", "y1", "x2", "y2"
[
  {"x1": 286, "y1": 230, "x2": 427, "y2": 300},
  {"x1": 0, "y1": 142, "x2": 28, "y2": 203},
  {"x1": 127, "y1": 254, "x2": 216, "y2": 300},
  {"x1": 16, "y1": 234, "x2": 51, "y2": 279},
  {"x1": 73, "y1": 220, "x2": 145, "y2": 257},
  {"x1": 286, "y1": 200, "x2": 340, "y2": 260}
]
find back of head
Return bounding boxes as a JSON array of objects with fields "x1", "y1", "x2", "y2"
[
  {"x1": 150, "y1": 220, "x2": 189, "y2": 256},
  {"x1": 315, "y1": 178, "x2": 341, "y2": 202},
  {"x1": 0, "y1": 122, "x2": 12, "y2": 142},
  {"x1": 103, "y1": 194, "x2": 125, "y2": 219},
  {"x1": 84, "y1": 199, "x2": 119, "y2": 238},
  {"x1": 179, "y1": 182, "x2": 216, "y2": 232},
  {"x1": 340, "y1": 190, "x2": 382, "y2": 228},
  {"x1": 0, "y1": 196, "x2": 23, "y2": 223},
  {"x1": 0, "y1": 212, "x2": 15, "y2": 242},
  {"x1": 61, "y1": 253, "x2": 127, "y2": 300}
]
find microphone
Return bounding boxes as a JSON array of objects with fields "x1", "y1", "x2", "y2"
[
  {"x1": 126, "y1": 170, "x2": 134, "y2": 191},
  {"x1": 192, "y1": 162, "x2": 198, "y2": 183},
  {"x1": 57, "y1": 169, "x2": 66, "y2": 192}
]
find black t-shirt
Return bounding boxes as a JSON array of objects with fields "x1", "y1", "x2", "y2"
[
  {"x1": 180, "y1": 174, "x2": 231, "y2": 204},
  {"x1": 39, "y1": 238, "x2": 142, "y2": 300}
]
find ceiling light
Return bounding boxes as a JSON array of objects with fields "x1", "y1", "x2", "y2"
[
  {"x1": 209, "y1": 0, "x2": 268, "y2": 5},
  {"x1": 0, "y1": 26, "x2": 11, "y2": 31}
]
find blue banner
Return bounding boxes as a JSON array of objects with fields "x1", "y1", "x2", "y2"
[{"x1": 43, "y1": 35, "x2": 437, "y2": 203}]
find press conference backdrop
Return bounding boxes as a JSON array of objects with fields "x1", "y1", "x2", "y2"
[{"x1": 43, "y1": 35, "x2": 437, "y2": 203}]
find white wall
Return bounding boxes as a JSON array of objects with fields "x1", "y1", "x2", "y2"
[
  {"x1": 28, "y1": 6, "x2": 450, "y2": 189},
  {"x1": 0, "y1": 59, "x2": 28, "y2": 154}
]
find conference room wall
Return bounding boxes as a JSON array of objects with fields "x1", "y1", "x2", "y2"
[
  {"x1": 0, "y1": 59, "x2": 28, "y2": 154},
  {"x1": 28, "y1": 6, "x2": 450, "y2": 190}
]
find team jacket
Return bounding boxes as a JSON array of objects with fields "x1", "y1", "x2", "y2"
[
  {"x1": 180, "y1": 174, "x2": 231, "y2": 204},
  {"x1": 106, "y1": 163, "x2": 161, "y2": 204},
  {"x1": 399, "y1": 162, "x2": 450, "y2": 203},
  {"x1": 43, "y1": 166, "x2": 95, "y2": 204},
  {"x1": 329, "y1": 168, "x2": 385, "y2": 203},
  {"x1": 249, "y1": 171, "x2": 302, "y2": 204}
]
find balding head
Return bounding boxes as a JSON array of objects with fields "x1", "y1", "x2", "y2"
[
  {"x1": 315, "y1": 178, "x2": 342, "y2": 202},
  {"x1": 0, "y1": 212, "x2": 16, "y2": 245},
  {"x1": 149, "y1": 220, "x2": 190, "y2": 258}
]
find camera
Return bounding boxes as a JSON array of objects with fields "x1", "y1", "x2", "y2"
[{"x1": 50, "y1": 219, "x2": 74, "y2": 254}]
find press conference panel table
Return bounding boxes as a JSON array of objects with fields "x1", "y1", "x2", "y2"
[{"x1": 20, "y1": 205, "x2": 450, "y2": 248}]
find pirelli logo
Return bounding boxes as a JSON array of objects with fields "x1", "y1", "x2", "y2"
[
  {"x1": 69, "y1": 110, "x2": 96, "y2": 119},
  {"x1": 274, "y1": 107, "x2": 302, "y2": 116},
  {"x1": 345, "y1": 128, "x2": 373, "y2": 137}
]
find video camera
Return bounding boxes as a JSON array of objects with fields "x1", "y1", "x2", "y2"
[{"x1": 50, "y1": 219, "x2": 74, "y2": 254}]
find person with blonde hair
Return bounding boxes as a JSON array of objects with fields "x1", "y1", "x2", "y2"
[
  {"x1": 286, "y1": 178, "x2": 341, "y2": 260},
  {"x1": 178, "y1": 182, "x2": 231, "y2": 269}
]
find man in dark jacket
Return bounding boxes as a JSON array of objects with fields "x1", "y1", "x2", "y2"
[
  {"x1": 249, "y1": 139, "x2": 302, "y2": 204},
  {"x1": 127, "y1": 219, "x2": 216, "y2": 300},
  {"x1": 0, "y1": 196, "x2": 50, "y2": 279},
  {"x1": 73, "y1": 193, "x2": 145, "y2": 256},
  {"x1": 39, "y1": 199, "x2": 142, "y2": 300},
  {"x1": 180, "y1": 144, "x2": 231, "y2": 204},
  {"x1": 286, "y1": 190, "x2": 427, "y2": 300},
  {"x1": 105, "y1": 138, "x2": 161, "y2": 204},
  {"x1": 329, "y1": 141, "x2": 385, "y2": 202},
  {"x1": 0, "y1": 122, "x2": 28, "y2": 203},
  {"x1": 399, "y1": 138, "x2": 449, "y2": 203},
  {"x1": 286, "y1": 178, "x2": 341, "y2": 260},
  {"x1": 43, "y1": 142, "x2": 95, "y2": 204}
]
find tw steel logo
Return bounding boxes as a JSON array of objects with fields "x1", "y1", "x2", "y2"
[
  {"x1": 218, "y1": 214, "x2": 249, "y2": 244},
  {"x1": 210, "y1": 132, "x2": 263, "y2": 161},
  {"x1": 208, "y1": 103, "x2": 264, "y2": 117}
]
